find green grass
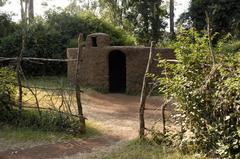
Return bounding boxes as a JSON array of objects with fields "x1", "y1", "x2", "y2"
[
  {"x1": 25, "y1": 76, "x2": 110, "y2": 93},
  {"x1": 86, "y1": 139, "x2": 207, "y2": 159},
  {"x1": 0, "y1": 124, "x2": 74, "y2": 151},
  {"x1": 0, "y1": 120, "x2": 101, "y2": 151},
  {"x1": 25, "y1": 76, "x2": 163, "y2": 95},
  {"x1": 222, "y1": 40, "x2": 240, "y2": 53},
  {"x1": 0, "y1": 124, "x2": 74, "y2": 143},
  {"x1": 24, "y1": 76, "x2": 72, "y2": 88},
  {"x1": 0, "y1": 120, "x2": 100, "y2": 142}
]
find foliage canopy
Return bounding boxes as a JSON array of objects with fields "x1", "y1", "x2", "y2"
[{"x1": 178, "y1": 0, "x2": 240, "y2": 38}]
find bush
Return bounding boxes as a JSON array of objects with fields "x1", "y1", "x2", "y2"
[
  {"x1": 0, "y1": 13, "x2": 17, "y2": 38},
  {"x1": 0, "y1": 68, "x2": 84, "y2": 136},
  {"x1": 0, "y1": 67, "x2": 16, "y2": 111},
  {"x1": 155, "y1": 28, "x2": 240, "y2": 158},
  {"x1": 45, "y1": 11, "x2": 136, "y2": 46},
  {"x1": 0, "y1": 11, "x2": 136, "y2": 75},
  {"x1": 0, "y1": 108, "x2": 83, "y2": 135}
]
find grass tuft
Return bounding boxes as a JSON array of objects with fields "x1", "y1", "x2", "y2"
[{"x1": 84, "y1": 139, "x2": 207, "y2": 159}]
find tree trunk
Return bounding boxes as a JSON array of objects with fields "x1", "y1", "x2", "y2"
[
  {"x1": 18, "y1": 0, "x2": 28, "y2": 113},
  {"x1": 169, "y1": 0, "x2": 175, "y2": 37},
  {"x1": 28, "y1": 0, "x2": 34, "y2": 20},
  {"x1": 75, "y1": 33, "x2": 86, "y2": 134}
]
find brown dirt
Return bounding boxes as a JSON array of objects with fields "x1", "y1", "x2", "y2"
[
  {"x1": 0, "y1": 92, "x2": 174, "y2": 159},
  {"x1": 0, "y1": 137, "x2": 118, "y2": 159}
]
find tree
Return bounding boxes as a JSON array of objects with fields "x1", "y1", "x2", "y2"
[
  {"x1": 186, "y1": 0, "x2": 240, "y2": 37},
  {"x1": 0, "y1": 13, "x2": 16, "y2": 37},
  {"x1": 0, "y1": 0, "x2": 7, "y2": 6},
  {"x1": 126, "y1": 0, "x2": 167, "y2": 44},
  {"x1": 169, "y1": 0, "x2": 174, "y2": 37},
  {"x1": 19, "y1": 0, "x2": 34, "y2": 21},
  {"x1": 28, "y1": 0, "x2": 34, "y2": 19},
  {"x1": 99, "y1": 0, "x2": 129, "y2": 27},
  {"x1": 98, "y1": 0, "x2": 167, "y2": 45},
  {"x1": 65, "y1": 0, "x2": 99, "y2": 15},
  {"x1": 64, "y1": 0, "x2": 82, "y2": 14}
]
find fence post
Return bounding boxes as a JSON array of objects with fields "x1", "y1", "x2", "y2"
[
  {"x1": 139, "y1": 41, "x2": 154, "y2": 138},
  {"x1": 75, "y1": 33, "x2": 86, "y2": 134},
  {"x1": 16, "y1": 30, "x2": 26, "y2": 113},
  {"x1": 16, "y1": 57, "x2": 23, "y2": 113}
]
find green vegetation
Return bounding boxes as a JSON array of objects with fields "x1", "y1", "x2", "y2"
[
  {"x1": 25, "y1": 76, "x2": 71, "y2": 88},
  {"x1": 0, "y1": 13, "x2": 17, "y2": 37},
  {"x1": 0, "y1": 107, "x2": 100, "y2": 136},
  {"x1": 178, "y1": 0, "x2": 240, "y2": 38},
  {"x1": 85, "y1": 140, "x2": 206, "y2": 159},
  {"x1": 0, "y1": 69, "x2": 99, "y2": 137},
  {"x1": 25, "y1": 76, "x2": 110, "y2": 93},
  {"x1": 221, "y1": 40, "x2": 240, "y2": 54},
  {"x1": 0, "y1": 11, "x2": 136, "y2": 75},
  {"x1": 0, "y1": 67, "x2": 16, "y2": 110},
  {"x1": 0, "y1": 124, "x2": 74, "y2": 148},
  {"x1": 153, "y1": 28, "x2": 240, "y2": 158},
  {"x1": 0, "y1": 1, "x2": 240, "y2": 158},
  {"x1": 0, "y1": 121, "x2": 100, "y2": 151}
]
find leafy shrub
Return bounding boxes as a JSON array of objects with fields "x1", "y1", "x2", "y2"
[
  {"x1": 221, "y1": 40, "x2": 240, "y2": 54},
  {"x1": 0, "y1": 11, "x2": 136, "y2": 75},
  {"x1": 45, "y1": 11, "x2": 135, "y2": 46},
  {"x1": 0, "y1": 13, "x2": 17, "y2": 38},
  {"x1": 0, "y1": 108, "x2": 83, "y2": 135},
  {"x1": 155, "y1": 28, "x2": 240, "y2": 158},
  {"x1": 0, "y1": 68, "x2": 82, "y2": 135},
  {"x1": 0, "y1": 67, "x2": 16, "y2": 111}
]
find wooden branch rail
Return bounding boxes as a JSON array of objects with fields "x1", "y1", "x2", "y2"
[
  {"x1": 22, "y1": 85, "x2": 83, "y2": 92},
  {"x1": 166, "y1": 59, "x2": 178, "y2": 62},
  {"x1": 144, "y1": 107, "x2": 161, "y2": 111},
  {"x1": 0, "y1": 57, "x2": 77, "y2": 62},
  {"x1": 12, "y1": 105, "x2": 80, "y2": 118},
  {"x1": 0, "y1": 57, "x2": 178, "y2": 63},
  {"x1": 12, "y1": 83, "x2": 83, "y2": 92}
]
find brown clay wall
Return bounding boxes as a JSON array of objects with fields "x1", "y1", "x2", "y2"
[{"x1": 67, "y1": 46, "x2": 175, "y2": 93}]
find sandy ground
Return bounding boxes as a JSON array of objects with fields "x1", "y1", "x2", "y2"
[
  {"x1": 81, "y1": 92, "x2": 174, "y2": 139},
  {"x1": 0, "y1": 92, "x2": 174, "y2": 159}
]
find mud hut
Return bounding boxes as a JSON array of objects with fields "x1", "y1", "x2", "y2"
[{"x1": 67, "y1": 33, "x2": 175, "y2": 93}]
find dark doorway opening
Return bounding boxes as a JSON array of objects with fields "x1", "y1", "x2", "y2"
[
  {"x1": 91, "y1": 37, "x2": 97, "y2": 47},
  {"x1": 109, "y1": 51, "x2": 126, "y2": 93}
]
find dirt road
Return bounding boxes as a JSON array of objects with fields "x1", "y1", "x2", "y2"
[{"x1": 0, "y1": 92, "x2": 173, "y2": 159}]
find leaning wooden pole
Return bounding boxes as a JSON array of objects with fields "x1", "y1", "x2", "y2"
[
  {"x1": 75, "y1": 33, "x2": 86, "y2": 134},
  {"x1": 139, "y1": 41, "x2": 154, "y2": 138},
  {"x1": 16, "y1": 4, "x2": 27, "y2": 113},
  {"x1": 205, "y1": 11, "x2": 216, "y2": 65},
  {"x1": 16, "y1": 49, "x2": 23, "y2": 113},
  {"x1": 169, "y1": 0, "x2": 175, "y2": 38}
]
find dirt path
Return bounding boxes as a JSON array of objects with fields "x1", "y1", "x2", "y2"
[
  {"x1": 0, "y1": 136, "x2": 119, "y2": 159},
  {"x1": 0, "y1": 92, "x2": 173, "y2": 159},
  {"x1": 82, "y1": 92, "x2": 173, "y2": 139}
]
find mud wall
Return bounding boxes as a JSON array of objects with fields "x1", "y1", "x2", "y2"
[{"x1": 67, "y1": 46, "x2": 175, "y2": 93}]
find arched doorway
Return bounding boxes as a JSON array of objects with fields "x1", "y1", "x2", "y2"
[{"x1": 109, "y1": 50, "x2": 126, "y2": 93}]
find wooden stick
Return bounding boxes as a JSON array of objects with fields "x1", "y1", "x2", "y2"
[
  {"x1": 139, "y1": 41, "x2": 154, "y2": 138},
  {"x1": 19, "y1": 65, "x2": 42, "y2": 117},
  {"x1": 205, "y1": 11, "x2": 216, "y2": 65},
  {"x1": 19, "y1": 84, "x2": 83, "y2": 92},
  {"x1": 12, "y1": 105, "x2": 80, "y2": 118},
  {"x1": 162, "y1": 100, "x2": 170, "y2": 134},
  {"x1": 0, "y1": 57, "x2": 77, "y2": 62},
  {"x1": 75, "y1": 33, "x2": 86, "y2": 134}
]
